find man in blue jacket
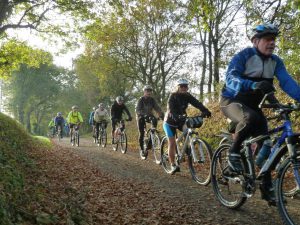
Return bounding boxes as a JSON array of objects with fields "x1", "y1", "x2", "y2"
[{"x1": 220, "y1": 23, "x2": 300, "y2": 205}]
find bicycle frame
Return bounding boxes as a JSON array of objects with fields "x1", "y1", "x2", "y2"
[
  {"x1": 175, "y1": 122, "x2": 208, "y2": 164},
  {"x1": 144, "y1": 116, "x2": 159, "y2": 151},
  {"x1": 228, "y1": 103, "x2": 300, "y2": 197}
]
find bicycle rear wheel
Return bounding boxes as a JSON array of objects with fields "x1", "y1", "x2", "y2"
[
  {"x1": 161, "y1": 136, "x2": 172, "y2": 173},
  {"x1": 188, "y1": 138, "x2": 212, "y2": 186},
  {"x1": 211, "y1": 144, "x2": 247, "y2": 209},
  {"x1": 120, "y1": 132, "x2": 128, "y2": 154},
  {"x1": 276, "y1": 155, "x2": 300, "y2": 225}
]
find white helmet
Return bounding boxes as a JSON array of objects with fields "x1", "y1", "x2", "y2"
[
  {"x1": 143, "y1": 85, "x2": 153, "y2": 91},
  {"x1": 98, "y1": 103, "x2": 104, "y2": 108},
  {"x1": 116, "y1": 96, "x2": 124, "y2": 103},
  {"x1": 176, "y1": 78, "x2": 189, "y2": 86},
  {"x1": 72, "y1": 105, "x2": 78, "y2": 109}
]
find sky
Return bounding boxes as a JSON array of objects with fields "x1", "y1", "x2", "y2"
[{"x1": 6, "y1": 26, "x2": 84, "y2": 70}]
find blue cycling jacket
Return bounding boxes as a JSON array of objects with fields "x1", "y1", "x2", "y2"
[
  {"x1": 89, "y1": 111, "x2": 95, "y2": 125},
  {"x1": 222, "y1": 47, "x2": 300, "y2": 102}
]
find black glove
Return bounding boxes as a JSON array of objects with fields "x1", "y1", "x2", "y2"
[
  {"x1": 266, "y1": 93, "x2": 280, "y2": 104},
  {"x1": 253, "y1": 81, "x2": 275, "y2": 94},
  {"x1": 201, "y1": 110, "x2": 211, "y2": 118}
]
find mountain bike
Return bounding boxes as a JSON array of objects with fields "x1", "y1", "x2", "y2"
[
  {"x1": 211, "y1": 94, "x2": 300, "y2": 225},
  {"x1": 112, "y1": 119, "x2": 128, "y2": 154},
  {"x1": 97, "y1": 121, "x2": 107, "y2": 148},
  {"x1": 160, "y1": 115, "x2": 212, "y2": 185},
  {"x1": 139, "y1": 115, "x2": 161, "y2": 164},
  {"x1": 70, "y1": 124, "x2": 80, "y2": 147}
]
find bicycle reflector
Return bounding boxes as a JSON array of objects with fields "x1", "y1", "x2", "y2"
[{"x1": 186, "y1": 116, "x2": 203, "y2": 128}]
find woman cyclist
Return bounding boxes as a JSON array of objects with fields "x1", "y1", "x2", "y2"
[{"x1": 163, "y1": 79, "x2": 211, "y2": 175}]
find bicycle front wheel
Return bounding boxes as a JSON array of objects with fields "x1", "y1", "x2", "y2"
[
  {"x1": 120, "y1": 132, "x2": 128, "y2": 154},
  {"x1": 276, "y1": 155, "x2": 300, "y2": 225},
  {"x1": 188, "y1": 138, "x2": 212, "y2": 186},
  {"x1": 100, "y1": 130, "x2": 107, "y2": 148},
  {"x1": 151, "y1": 131, "x2": 161, "y2": 164},
  {"x1": 211, "y1": 144, "x2": 247, "y2": 209},
  {"x1": 161, "y1": 136, "x2": 172, "y2": 173},
  {"x1": 75, "y1": 132, "x2": 80, "y2": 147}
]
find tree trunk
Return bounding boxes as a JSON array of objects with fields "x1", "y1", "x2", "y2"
[{"x1": 208, "y1": 30, "x2": 213, "y2": 96}]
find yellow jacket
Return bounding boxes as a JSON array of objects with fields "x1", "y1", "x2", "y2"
[{"x1": 67, "y1": 111, "x2": 83, "y2": 124}]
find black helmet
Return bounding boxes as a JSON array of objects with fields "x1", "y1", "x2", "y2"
[
  {"x1": 250, "y1": 23, "x2": 279, "y2": 41},
  {"x1": 176, "y1": 78, "x2": 189, "y2": 86}
]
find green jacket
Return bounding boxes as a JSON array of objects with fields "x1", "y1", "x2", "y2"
[{"x1": 67, "y1": 111, "x2": 83, "y2": 124}]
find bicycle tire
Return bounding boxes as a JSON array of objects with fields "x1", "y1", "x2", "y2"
[
  {"x1": 140, "y1": 131, "x2": 150, "y2": 160},
  {"x1": 112, "y1": 136, "x2": 118, "y2": 151},
  {"x1": 57, "y1": 128, "x2": 61, "y2": 141},
  {"x1": 188, "y1": 138, "x2": 212, "y2": 186},
  {"x1": 101, "y1": 129, "x2": 107, "y2": 148},
  {"x1": 120, "y1": 132, "x2": 128, "y2": 154},
  {"x1": 160, "y1": 136, "x2": 172, "y2": 173},
  {"x1": 75, "y1": 132, "x2": 79, "y2": 147},
  {"x1": 151, "y1": 131, "x2": 161, "y2": 165},
  {"x1": 71, "y1": 131, "x2": 75, "y2": 146},
  {"x1": 276, "y1": 155, "x2": 300, "y2": 225},
  {"x1": 211, "y1": 144, "x2": 247, "y2": 209}
]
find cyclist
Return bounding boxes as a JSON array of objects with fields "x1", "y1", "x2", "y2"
[
  {"x1": 110, "y1": 96, "x2": 132, "y2": 144},
  {"x1": 54, "y1": 112, "x2": 65, "y2": 139},
  {"x1": 135, "y1": 85, "x2": 164, "y2": 157},
  {"x1": 163, "y1": 79, "x2": 211, "y2": 175},
  {"x1": 66, "y1": 105, "x2": 84, "y2": 142},
  {"x1": 94, "y1": 103, "x2": 109, "y2": 143},
  {"x1": 89, "y1": 106, "x2": 97, "y2": 139},
  {"x1": 220, "y1": 23, "x2": 300, "y2": 205},
  {"x1": 48, "y1": 117, "x2": 55, "y2": 137}
]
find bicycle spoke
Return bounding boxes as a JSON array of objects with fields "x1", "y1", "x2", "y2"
[
  {"x1": 211, "y1": 144, "x2": 247, "y2": 209},
  {"x1": 188, "y1": 138, "x2": 212, "y2": 186}
]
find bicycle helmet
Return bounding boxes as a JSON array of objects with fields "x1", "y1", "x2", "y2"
[
  {"x1": 250, "y1": 23, "x2": 279, "y2": 41},
  {"x1": 176, "y1": 78, "x2": 189, "y2": 86},
  {"x1": 72, "y1": 105, "x2": 78, "y2": 109},
  {"x1": 143, "y1": 85, "x2": 153, "y2": 91},
  {"x1": 116, "y1": 96, "x2": 124, "y2": 103},
  {"x1": 98, "y1": 103, "x2": 104, "y2": 108},
  {"x1": 57, "y1": 112, "x2": 62, "y2": 116}
]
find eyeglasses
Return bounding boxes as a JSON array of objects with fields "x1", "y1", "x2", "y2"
[
  {"x1": 179, "y1": 84, "x2": 188, "y2": 88},
  {"x1": 145, "y1": 89, "x2": 153, "y2": 92}
]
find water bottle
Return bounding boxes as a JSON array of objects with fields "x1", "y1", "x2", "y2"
[{"x1": 255, "y1": 140, "x2": 272, "y2": 168}]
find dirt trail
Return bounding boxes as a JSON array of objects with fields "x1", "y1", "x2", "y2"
[{"x1": 53, "y1": 137, "x2": 281, "y2": 225}]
